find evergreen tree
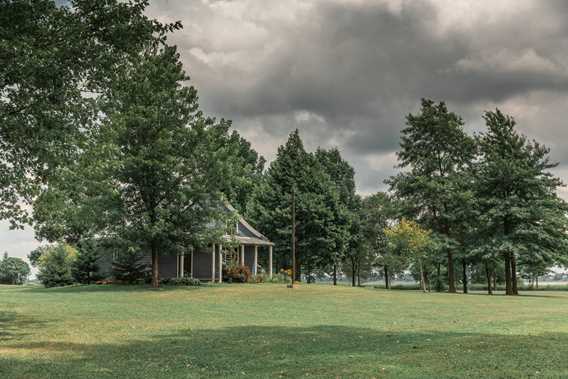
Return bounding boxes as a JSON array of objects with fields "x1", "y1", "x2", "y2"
[
  {"x1": 315, "y1": 148, "x2": 356, "y2": 284},
  {"x1": 474, "y1": 109, "x2": 568, "y2": 295},
  {"x1": 72, "y1": 239, "x2": 101, "y2": 284},
  {"x1": 247, "y1": 130, "x2": 340, "y2": 280},
  {"x1": 388, "y1": 99, "x2": 475, "y2": 293}
]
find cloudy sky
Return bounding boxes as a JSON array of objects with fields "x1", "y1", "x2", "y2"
[{"x1": 3, "y1": 0, "x2": 568, "y2": 262}]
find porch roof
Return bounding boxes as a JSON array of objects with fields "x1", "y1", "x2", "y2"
[{"x1": 221, "y1": 235, "x2": 275, "y2": 246}]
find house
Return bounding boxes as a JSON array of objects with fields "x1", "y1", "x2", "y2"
[
  {"x1": 104, "y1": 203, "x2": 275, "y2": 282},
  {"x1": 159, "y1": 204, "x2": 275, "y2": 282}
]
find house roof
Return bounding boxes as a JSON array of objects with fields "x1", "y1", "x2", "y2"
[{"x1": 223, "y1": 202, "x2": 274, "y2": 246}]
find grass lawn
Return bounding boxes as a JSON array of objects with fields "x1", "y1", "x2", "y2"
[{"x1": 1, "y1": 284, "x2": 568, "y2": 378}]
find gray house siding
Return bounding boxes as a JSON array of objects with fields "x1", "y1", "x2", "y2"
[
  {"x1": 193, "y1": 250, "x2": 213, "y2": 279},
  {"x1": 159, "y1": 255, "x2": 177, "y2": 278}
]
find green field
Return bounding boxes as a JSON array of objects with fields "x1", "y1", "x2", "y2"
[{"x1": 1, "y1": 284, "x2": 568, "y2": 378}]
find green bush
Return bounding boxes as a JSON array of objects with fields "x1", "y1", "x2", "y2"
[
  {"x1": 161, "y1": 277, "x2": 201, "y2": 286},
  {"x1": 112, "y1": 251, "x2": 150, "y2": 284},
  {"x1": 37, "y1": 244, "x2": 77, "y2": 288},
  {"x1": 266, "y1": 273, "x2": 290, "y2": 284}
]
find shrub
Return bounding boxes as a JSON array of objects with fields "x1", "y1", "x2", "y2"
[
  {"x1": 223, "y1": 265, "x2": 252, "y2": 283},
  {"x1": 112, "y1": 251, "x2": 150, "y2": 284},
  {"x1": 158, "y1": 277, "x2": 201, "y2": 286},
  {"x1": 72, "y1": 239, "x2": 102, "y2": 284},
  {"x1": 266, "y1": 273, "x2": 290, "y2": 284},
  {"x1": 37, "y1": 244, "x2": 77, "y2": 288}
]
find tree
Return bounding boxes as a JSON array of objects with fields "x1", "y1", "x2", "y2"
[
  {"x1": 388, "y1": 99, "x2": 475, "y2": 293},
  {"x1": 0, "y1": 0, "x2": 178, "y2": 227},
  {"x1": 37, "y1": 243, "x2": 77, "y2": 287},
  {"x1": 358, "y1": 193, "x2": 394, "y2": 288},
  {"x1": 247, "y1": 130, "x2": 340, "y2": 281},
  {"x1": 385, "y1": 219, "x2": 432, "y2": 292},
  {"x1": 0, "y1": 253, "x2": 30, "y2": 284},
  {"x1": 474, "y1": 109, "x2": 568, "y2": 295},
  {"x1": 98, "y1": 45, "x2": 233, "y2": 288},
  {"x1": 112, "y1": 250, "x2": 150, "y2": 284},
  {"x1": 72, "y1": 239, "x2": 102, "y2": 284},
  {"x1": 315, "y1": 148, "x2": 356, "y2": 285}
]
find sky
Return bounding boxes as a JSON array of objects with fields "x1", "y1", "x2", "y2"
[{"x1": 3, "y1": 0, "x2": 568, "y2": 263}]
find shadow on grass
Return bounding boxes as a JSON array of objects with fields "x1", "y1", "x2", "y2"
[
  {"x1": 1, "y1": 324, "x2": 568, "y2": 378},
  {"x1": 0, "y1": 311, "x2": 49, "y2": 342}
]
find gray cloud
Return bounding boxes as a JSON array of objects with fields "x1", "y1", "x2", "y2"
[
  {"x1": 4, "y1": 0, "x2": 568, "y2": 253},
  {"x1": 146, "y1": 0, "x2": 568, "y2": 195}
]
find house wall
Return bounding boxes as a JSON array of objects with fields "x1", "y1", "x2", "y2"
[
  {"x1": 159, "y1": 255, "x2": 177, "y2": 278},
  {"x1": 193, "y1": 250, "x2": 214, "y2": 279}
]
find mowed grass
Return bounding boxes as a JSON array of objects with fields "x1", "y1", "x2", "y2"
[{"x1": 1, "y1": 284, "x2": 568, "y2": 378}]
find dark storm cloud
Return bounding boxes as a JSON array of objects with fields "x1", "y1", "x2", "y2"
[{"x1": 146, "y1": 0, "x2": 568, "y2": 194}]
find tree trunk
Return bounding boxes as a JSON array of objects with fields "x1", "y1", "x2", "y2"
[
  {"x1": 504, "y1": 252, "x2": 512, "y2": 295},
  {"x1": 332, "y1": 263, "x2": 337, "y2": 286},
  {"x1": 351, "y1": 258, "x2": 356, "y2": 287},
  {"x1": 357, "y1": 266, "x2": 361, "y2": 287},
  {"x1": 462, "y1": 259, "x2": 468, "y2": 294},
  {"x1": 384, "y1": 265, "x2": 390, "y2": 289},
  {"x1": 485, "y1": 262, "x2": 492, "y2": 295},
  {"x1": 424, "y1": 271, "x2": 430, "y2": 292},
  {"x1": 492, "y1": 271, "x2": 497, "y2": 292},
  {"x1": 436, "y1": 263, "x2": 442, "y2": 292},
  {"x1": 419, "y1": 260, "x2": 427, "y2": 292},
  {"x1": 511, "y1": 253, "x2": 518, "y2": 295},
  {"x1": 447, "y1": 251, "x2": 456, "y2": 293},
  {"x1": 151, "y1": 247, "x2": 160, "y2": 288}
]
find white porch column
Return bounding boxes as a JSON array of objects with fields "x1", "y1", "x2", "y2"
[
  {"x1": 190, "y1": 250, "x2": 194, "y2": 278},
  {"x1": 218, "y1": 244, "x2": 223, "y2": 283},
  {"x1": 253, "y1": 245, "x2": 258, "y2": 275},
  {"x1": 269, "y1": 245, "x2": 273, "y2": 278},
  {"x1": 211, "y1": 243, "x2": 216, "y2": 282},
  {"x1": 180, "y1": 253, "x2": 185, "y2": 278},
  {"x1": 240, "y1": 244, "x2": 245, "y2": 266}
]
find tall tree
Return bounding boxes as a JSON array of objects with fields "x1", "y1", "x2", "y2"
[
  {"x1": 97, "y1": 45, "x2": 234, "y2": 288},
  {"x1": 0, "y1": 0, "x2": 177, "y2": 227},
  {"x1": 315, "y1": 148, "x2": 356, "y2": 285},
  {"x1": 247, "y1": 130, "x2": 339, "y2": 281},
  {"x1": 388, "y1": 99, "x2": 475, "y2": 293},
  {"x1": 359, "y1": 193, "x2": 393, "y2": 288},
  {"x1": 475, "y1": 109, "x2": 568, "y2": 295}
]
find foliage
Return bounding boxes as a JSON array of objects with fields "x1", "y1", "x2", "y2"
[
  {"x1": 0, "y1": 0, "x2": 178, "y2": 227},
  {"x1": 112, "y1": 251, "x2": 149, "y2": 285},
  {"x1": 473, "y1": 109, "x2": 568, "y2": 295},
  {"x1": 160, "y1": 277, "x2": 201, "y2": 286},
  {"x1": 36, "y1": 243, "x2": 77, "y2": 287},
  {"x1": 385, "y1": 219, "x2": 433, "y2": 291},
  {"x1": 223, "y1": 265, "x2": 252, "y2": 283},
  {"x1": 0, "y1": 253, "x2": 30, "y2": 284},
  {"x1": 388, "y1": 99, "x2": 475, "y2": 292},
  {"x1": 71, "y1": 240, "x2": 102, "y2": 284},
  {"x1": 247, "y1": 130, "x2": 344, "y2": 280}
]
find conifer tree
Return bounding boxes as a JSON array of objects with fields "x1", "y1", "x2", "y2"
[
  {"x1": 388, "y1": 99, "x2": 475, "y2": 293},
  {"x1": 475, "y1": 109, "x2": 568, "y2": 295}
]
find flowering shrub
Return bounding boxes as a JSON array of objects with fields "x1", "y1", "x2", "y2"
[{"x1": 224, "y1": 265, "x2": 252, "y2": 283}]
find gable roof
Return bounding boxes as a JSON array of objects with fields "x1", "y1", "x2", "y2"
[{"x1": 223, "y1": 203, "x2": 274, "y2": 246}]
